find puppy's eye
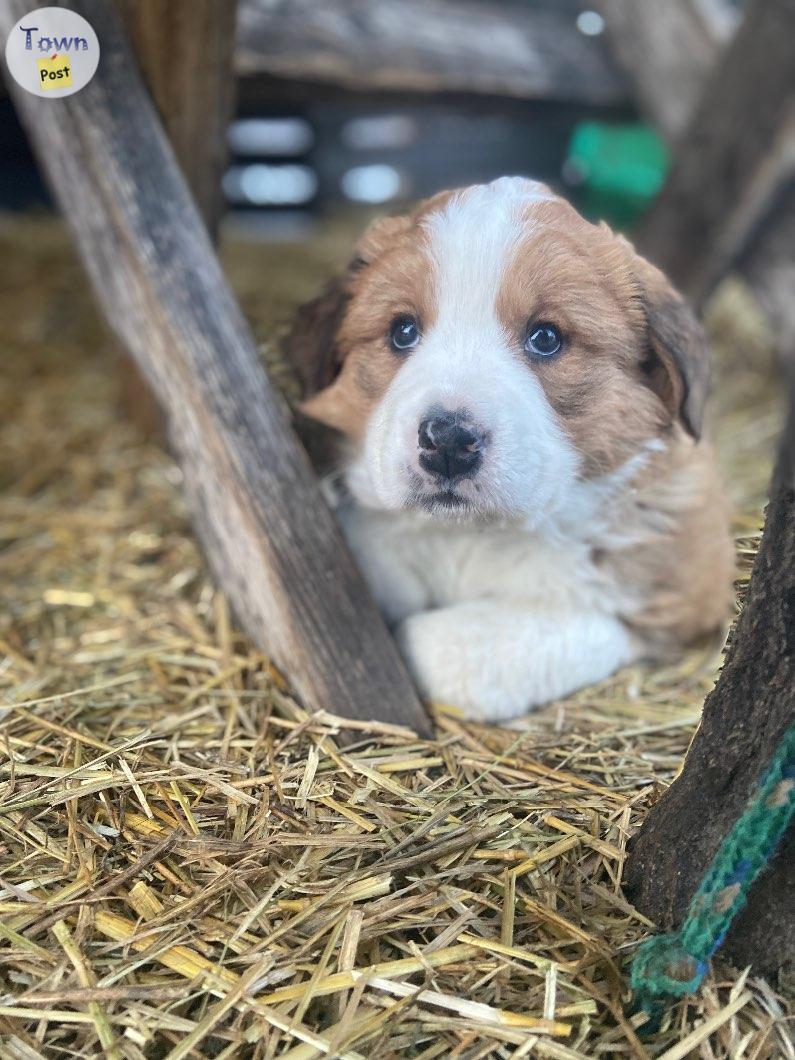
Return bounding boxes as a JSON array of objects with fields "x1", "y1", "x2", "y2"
[
  {"x1": 524, "y1": 322, "x2": 562, "y2": 359},
  {"x1": 389, "y1": 315, "x2": 420, "y2": 352}
]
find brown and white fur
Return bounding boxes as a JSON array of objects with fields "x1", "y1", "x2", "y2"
[{"x1": 288, "y1": 177, "x2": 734, "y2": 722}]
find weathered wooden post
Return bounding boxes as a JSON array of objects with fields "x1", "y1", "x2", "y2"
[
  {"x1": 118, "y1": 0, "x2": 237, "y2": 239},
  {"x1": 0, "y1": 0, "x2": 431, "y2": 736},
  {"x1": 634, "y1": 0, "x2": 795, "y2": 308},
  {"x1": 601, "y1": 0, "x2": 795, "y2": 971},
  {"x1": 116, "y1": 0, "x2": 238, "y2": 433},
  {"x1": 624, "y1": 401, "x2": 795, "y2": 972}
]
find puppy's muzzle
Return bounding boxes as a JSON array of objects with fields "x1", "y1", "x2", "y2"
[{"x1": 418, "y1": 410, "x2": 485, "y2": 481}]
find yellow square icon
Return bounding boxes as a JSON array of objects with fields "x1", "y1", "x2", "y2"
[{"x1": 37, "y1": 54, "x2": 72, "y2": 91}]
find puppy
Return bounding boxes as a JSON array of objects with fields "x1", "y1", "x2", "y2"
[{"x1": 288, "y1": 177, "x2": 734, "y2": 722}]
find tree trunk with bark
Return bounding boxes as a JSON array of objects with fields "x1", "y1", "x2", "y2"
[
  {"x1": 625, "y1": 169, "x2": 795, "y2": 979},
  {"x1": 613, "y1": 0, "x2": 795, "y2": 974},
  {"x1": 624, "y1": 443, "x2": 795, "y2": 974}
]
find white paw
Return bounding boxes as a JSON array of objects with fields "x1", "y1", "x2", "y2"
[
  {"x1": 394, "y1": 609, "x2": 533, "y2": 723},
  {"x1": 394, "y1": 604, "x2": 637, "y2": 724}
]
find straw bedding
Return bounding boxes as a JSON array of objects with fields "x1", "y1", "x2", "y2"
[{"x1": 0, "y1": 215, "x2": 791, "y2": 1058}]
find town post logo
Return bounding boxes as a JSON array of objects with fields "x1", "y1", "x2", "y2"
[
  {"x1": 4, "y1": 7, "x2": 100, "y2": 98},
  {"x1": 38, "y1": 53, "x2": 73, "y2": 91}
]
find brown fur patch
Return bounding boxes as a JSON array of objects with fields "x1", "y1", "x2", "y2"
[
  {"x1": 298, "y1": 206, "x2": 440, "y2": 437},
  {"x1": 603, "y1": 440, "x2": 735, "y2": 647},
  {"x1": 495, "y1": 200, "x2": 667, "y2": 476},
  {"x1": 491, "y1": 200, "x2": 711, "y2": 476}
]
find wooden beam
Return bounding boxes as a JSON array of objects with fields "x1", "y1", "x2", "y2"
[
  {"x1": 116, "y1": 0, "x2": 238, "y2": 435},
  {"x1": 235, "y1": 0, "x2": 629, "y2": 106},
  {"x1": 0, "y1": 0, "x2": 431, "y2": 737},
  {"x1": 596, "y1": 0, "x2": 732, "y2": 140},
  {"x1": 634, "y1": 0, "x2": 795, "y2": 305},
  {"x1": 118, "y1": 0, "x2": 237, "y2": 239}
]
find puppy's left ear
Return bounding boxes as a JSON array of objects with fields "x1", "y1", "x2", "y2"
[
  {"x1": 284, "y1": 265, "x2": 360, "y2": 399},
  {"x1": 285, "y1": 213, "x2": 413, "y2": 401},
  {"x1": 628, "y1": 244, "x2": 711, "y2": 439}
]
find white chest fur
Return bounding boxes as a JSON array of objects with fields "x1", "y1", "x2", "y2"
[
  {"x1": 337, "y1": 501, "x2": 611, "y2": 626},
  {"x1": 334, "y1": 499, "x2": 639, "y2": 721}
]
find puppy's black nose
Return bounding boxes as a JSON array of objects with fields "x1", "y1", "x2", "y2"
[{"x1": 418, "y1": 412, "x2": 484, "y2": 481}]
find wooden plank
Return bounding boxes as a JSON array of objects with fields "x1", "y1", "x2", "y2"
[
  {"x1": 235, "y1": 0, "x2": 629, "y2": 106},
  {"x1": 0, "y1": 0, "x2": 430, "y2": 737},
  {"x1": 634, "y1": 0, "x2": 795, "y2": 304}
]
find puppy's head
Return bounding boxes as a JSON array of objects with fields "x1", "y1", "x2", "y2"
[{"x1": 290, "y1": 177, "x2": 709, "y2": 524}]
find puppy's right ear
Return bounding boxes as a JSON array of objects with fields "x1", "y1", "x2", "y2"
[{"x1": 285, "y1": 213, "x2": 412, "y2": 398}]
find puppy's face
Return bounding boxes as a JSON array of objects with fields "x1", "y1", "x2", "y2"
[{"x1": 293, "y1": 178, "x2": 708, "y2": 524}]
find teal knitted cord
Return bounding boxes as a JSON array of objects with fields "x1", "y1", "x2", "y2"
[{"x1": 630, "y1": 723, "x2": 795, "y2": 1030}]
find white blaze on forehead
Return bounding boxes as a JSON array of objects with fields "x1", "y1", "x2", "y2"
[
  {"x1": 346, "y1": 176, "x2": 580, "y2": 520},
  {"x1": 422, "y1": 177, "x2": 552, "y2": 329}
]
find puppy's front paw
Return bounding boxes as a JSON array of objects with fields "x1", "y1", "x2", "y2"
[
  {"x1": 394, "y1": 608, "x2": 526, "y2": 723},
  {"x1": 394, "y1": 609, "x2": 459, "y2": 705},
  {"x1": 394, "y1": 604, "x2": 637, "y2": 723}
]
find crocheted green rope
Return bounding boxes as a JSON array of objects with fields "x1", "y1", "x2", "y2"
[{"x1": 630, "y1": 723, "x2": 795, "y2": 1031}]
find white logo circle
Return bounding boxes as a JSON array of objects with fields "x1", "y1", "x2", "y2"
[{"x1": 4, "y1": 7, "x2": 99, "y2": 98}]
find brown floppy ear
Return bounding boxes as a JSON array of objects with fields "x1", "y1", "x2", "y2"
[
  {"x1": 283, "y1": 264, "x2": 360, "y2": 400},
  {"x1": 285, "y1": 213, "x2": 413, "y2": 402},
  {"x1": 631, "y1": 249, "x2": 711, "y2": 439}
]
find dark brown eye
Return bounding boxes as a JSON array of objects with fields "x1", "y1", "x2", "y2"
[
  {"x1": 524, "y1": 322, "x2": 562, "y2": 359},
  {"x1": 389, "y1": 315, "x2": 420, "y2": 352}
]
